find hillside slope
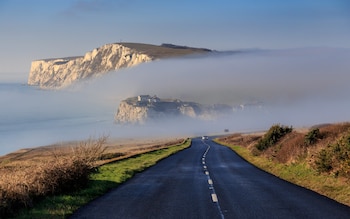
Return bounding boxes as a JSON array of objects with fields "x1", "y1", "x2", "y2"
[{"x1": 217, "y1": 122, "x2": 350, "y2": 206}]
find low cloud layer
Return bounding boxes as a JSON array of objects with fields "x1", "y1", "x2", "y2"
[
  {"x1": 1, "y1": 47, "x2": 350, "y2": 155},
  {"x1": 81, "y1": 48, "x2": 350, "y2": 104}
]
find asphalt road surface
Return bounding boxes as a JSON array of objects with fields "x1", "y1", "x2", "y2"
[{"x1": 71, "y1": 138, "x2": 350, "y2": 219}]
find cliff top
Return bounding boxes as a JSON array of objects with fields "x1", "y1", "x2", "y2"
[
  {"x1": 34, "y1": 42, "x2": 211, "y2": 62},
  {"x1": 115, "y1": 42, "x2": 211, "y2": 59},
  {"x1": 40, "y1": 56, "x2": 83, "y2": 62},
  {"x1": 124, "y1": 95, "x2": 181, "y2": 105}
]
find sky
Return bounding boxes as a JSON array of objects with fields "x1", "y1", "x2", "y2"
[
  {"x1": 0, "y1": 0, "x2": 350, "y2": 154},
  {"x1": 1, "y1": 0, "x2": 350, "y2": 80}
]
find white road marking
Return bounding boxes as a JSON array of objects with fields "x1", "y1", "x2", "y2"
[
  {"x1": 201, "y1": 140, "x2": 225, "y2": 219},
  {"x1": 211, "y1": 193, "x2": 218, "y2": 202}
]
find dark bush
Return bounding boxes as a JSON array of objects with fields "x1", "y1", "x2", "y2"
[
  {"x1": 315, "y1": 149, "x2": 333, "y2": 173},
  {"x1": 315, "y1": 132, "x2": 350, "y2": 178},
  {"x1": 304, "y1": 128, "x2": 321, "y2": 145},
  {"x1": 256, "y1": 124, "x2": 293, "y2": 151}
]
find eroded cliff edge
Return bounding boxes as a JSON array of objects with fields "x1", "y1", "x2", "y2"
[
  {"x1": 28, "y1": 43, "x2": 211, "y2": 89},
  {"x1": 114, "y1": 95, "x2": 232, "y2": 124}
]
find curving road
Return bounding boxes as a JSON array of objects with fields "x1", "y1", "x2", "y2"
[{"x1": 71, "y1": 138, "x2": 350, "y2": 219}]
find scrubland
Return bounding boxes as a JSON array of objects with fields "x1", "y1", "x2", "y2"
[
  {"x1": 2, "y1": 121, "x2": 350, "y2": 217},
  {"x1": 217, "y1": 122, "x2": 350, "y2": 207},
  {"x1": 0, "y1": 136, "x2": 187, "y2": 218}
]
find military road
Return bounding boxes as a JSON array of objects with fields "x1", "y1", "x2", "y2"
[{"x1": 71, "y1": 138, "x2": 350, "y2": 219}]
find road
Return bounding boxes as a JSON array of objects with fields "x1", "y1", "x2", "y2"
[{"x1": 71, "y1": 138, "x2": 350, "y2": 219}]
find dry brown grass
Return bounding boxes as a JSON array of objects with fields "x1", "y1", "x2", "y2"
[
  {"x1": 0, "y1": 137, "x2": 184, "y2": 167},
  {"x1": 0, "y1": 136, "x2": 184, "y2": 218},
  {"x1": 218, "y1": 133, "x2": 262, "y2": 148},
  {"x1": 218, "y1": 122, "x2": 350, "y2": 166},
  {"x1": 217, "y1": 122, "x2": 350, "y2": 206},
  {"x1": 217, "y1": 123, "x2": 350, "y2": 177},
  {"x1": 264, "y1": 132, "x2": 306, "y2": 163},
  {"x1": 305, "y1": 123, "x2": 350, "y2": 165},
  {"x1": 0, "y1": 137, "x2": 108, "y2": 217}
]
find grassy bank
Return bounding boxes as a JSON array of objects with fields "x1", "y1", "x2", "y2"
[
  {"x1": 215, "y1": 139, "x2": 350, "y2": 207},
  {"x1": 12, "y1": 138, "x2": 191, "y2": 219}
]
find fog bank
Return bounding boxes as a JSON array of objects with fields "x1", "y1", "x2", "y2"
[{"x1": 1, "y1": 47, "x2": 350, "y2": 155}]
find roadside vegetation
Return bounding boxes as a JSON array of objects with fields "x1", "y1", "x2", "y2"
[
  {"x1": 0, "y1": 137, "x2": 191, "y2": 219},
  {"x1": 216, "y1": 123, "x2": 350, "y2": 207},
  {"x1": 255, "y1": 124, "x2": 293, "y2": 151}
]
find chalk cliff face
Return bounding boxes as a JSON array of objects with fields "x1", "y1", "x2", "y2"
[
  {"x1": 28, "y1": 44, "x2": 153, "y2": 89},
  {"x1": 28, "y1": 43, "x2": 211, "y2": 89},
  {"x1": 114, "y1": 95, "x2": 232, "y2": 124}
]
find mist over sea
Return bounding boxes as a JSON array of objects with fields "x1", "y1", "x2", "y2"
[
  {"x1": 1, "y1": 48, "x2": 350, "y2": 155},
  {"x1": 0, "y1": 83, "x2": 111, "y2": 155}
]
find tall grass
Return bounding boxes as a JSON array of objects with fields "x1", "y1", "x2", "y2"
[
  {"x1": 13, "y1": 138, "x2": 191, "y2": 219},
  {"x1": 0, "y1": 136, "x2": 107, "y2": 218}
]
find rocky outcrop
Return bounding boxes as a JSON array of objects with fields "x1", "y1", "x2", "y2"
[
  {"x1": 114, "y1": 95, "x2": 232, "y2": 124},
  {"x1": 28, "y1": 43, "x2": 211, "y2": 89}
]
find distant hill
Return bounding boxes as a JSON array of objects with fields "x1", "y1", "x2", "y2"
[
  {"x1": 114, "y1": 95, "x2": 232, "y2": 124},
  {"x1": 28, "y1": 43, "x2": 211, "y2": 89}
]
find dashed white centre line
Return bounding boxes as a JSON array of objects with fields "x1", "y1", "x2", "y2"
[
  {"x1": 211, "y1": 194, "x2": 218, "y2": 202},
  {"x1": 201, "y1": 139, "x2": 225, "y2": 219}
]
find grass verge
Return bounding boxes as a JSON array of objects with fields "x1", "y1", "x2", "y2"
[
  {"x1": 13, "y1": 139, "x2": 191, "y2": 219},
  {"x1": 215, "y1": 140, "x2": 350, "y2": 207}
]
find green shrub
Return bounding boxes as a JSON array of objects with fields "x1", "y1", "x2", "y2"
[
  {"x1": 315, "y1": 132, "x2": 350, "y2": 178},
  {"x1": 315, "y1": 148, "x2": 333, "y2": 173},
  {"x1": 256, "y1": 124, "x2": 293, "y2": 151},
  {"x1": 304, "y1": 128, "x2": 321, "y2": 145}
]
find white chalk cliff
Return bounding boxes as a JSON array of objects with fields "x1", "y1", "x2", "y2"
[
  {"x1": 28, "y1": 43, "x2": 211, "y2": 89},
  {"x1": 28, "y1": 44, "x2": 153, "y2": 89}
]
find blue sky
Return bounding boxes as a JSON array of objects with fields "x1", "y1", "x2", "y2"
[{"x1": 1, "y1": 0, "x2": 350, "y2": 79}]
